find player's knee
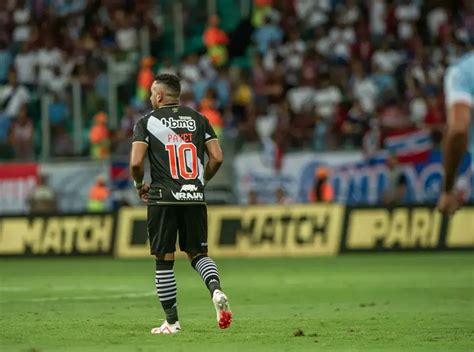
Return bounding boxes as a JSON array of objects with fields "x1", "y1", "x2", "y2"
[
  {"x1": 186, "y1": 252, "x2": 207, "y2": 261},
  {"x1": 156, "y1": 253, "x2": 175, "y2": 261}
]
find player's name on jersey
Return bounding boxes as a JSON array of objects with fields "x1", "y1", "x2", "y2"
[{"x1": 0, "y1": 214, "x2": 114, "y2": 256}]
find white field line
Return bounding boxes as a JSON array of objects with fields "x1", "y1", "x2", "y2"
[
  {"x1": 0, "y1": 291, "x2": 155, "y2": 303},
  {"x1": 0, "y1": 285, "x2": 146, "y2": 292}
]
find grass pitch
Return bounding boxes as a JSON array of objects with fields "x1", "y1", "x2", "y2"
[{"x1": 0, "y1": 253, "x2": 473, "y2": 352}]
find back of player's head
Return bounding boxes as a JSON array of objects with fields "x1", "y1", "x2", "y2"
[{"x1": 154, "y1": 73, "x2": 181, "y2": 98}]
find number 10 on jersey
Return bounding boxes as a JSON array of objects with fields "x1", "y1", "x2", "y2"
[{"x1": 165, "y1": 143, "x2": 198, "y2": 179}]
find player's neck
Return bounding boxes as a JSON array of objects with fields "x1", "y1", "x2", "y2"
[{"x1": 158, "y1": 100, "x2": 180, "y2": 108}]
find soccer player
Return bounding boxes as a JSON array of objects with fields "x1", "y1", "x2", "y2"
[
  {"x1": 129, "y1": 74, "x2": 232, "y2": 334},
  {"x1": 438, "y1": 51, "x2": 474, "y2": 216}
]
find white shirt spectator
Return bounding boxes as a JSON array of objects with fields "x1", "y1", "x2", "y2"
[
  {"x1": 396, "y1": 1, "x2": 420, "y2": 40},
  {"x1": 352, "y1": 77, "x2": 378, "y2": 113},
  {"x1": 409, "y1": 97, "x2": 427, "y2": 126},
  {"x1": 315, "y1": 36, "x2": 331, "y2": 57},
  {"x1": 47, "y1": 70, "x2": 68, "y2": 97},
  {"x1": 12, "y1": 6, "x2": 31, "y2": 42},
  {"x1": 328, "y1": 26, "x2": 355, "y2": 59},
  {"x1": 287, "y1": 86, "x2": 316, "y2": 114},
  {"x1": 0, "y1": 84, "x2": 30, "y2": 117},
  {"x1": 341, "y1": 2, "x2": 360, "y2": 25},
  {"x1": 372, "y1": 49, "x2": 402, "y2": 74},
  {"x1": 427, "y1": 7, "x2": 448, "y2": 38},
  {"x1": 37, "y1": 47, "x2": 62, "y2": 86},
  {"x1": 180, "y1": 63, "x2": 201, "y2": 83},
  {"x1": 295, "y1": 0, "x2": 330, "y2": 28},
  {"x1": 370, "y1": 0, "x2": 386, "y2": 36},
  {"x1": 313, "y1": 85, "x2": 342, "y2": 119},
  {"x1": 14, "y1": 50, "x2": 36, "y2": 84},
  {"x1": 279, "y1": 39, "x2": 306, "y2": 71},
  {"x1": 116, "y1": 27, "x2": 138, "y2": 51}
]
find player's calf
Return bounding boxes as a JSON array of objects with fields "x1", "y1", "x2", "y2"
[
  {"x1": 191, "y1": 254, "x2": 233, "y2": 329},
  {"x1": 155, "y1": 259, "x2": 179, "y2": 325}
]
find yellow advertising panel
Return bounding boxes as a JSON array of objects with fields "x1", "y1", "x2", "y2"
[
  {"x1": 0, "y1": 214, "x2": 114, "y2": 256},
  {"x1": 446, "y1": 208, "x2": 474, "y2": 247},
  {"x1": 115, "y1": 204, "x2": 344, "y2": 258},
  {"x1": 345, "y1": 207, "x2": 442, "y2": 250}
]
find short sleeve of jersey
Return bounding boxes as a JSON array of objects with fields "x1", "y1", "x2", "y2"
[
  {"x1": 132, "y1": 118, "x2": 149, "y2": 144},
  {"x1": 204, "y1": 117, "x2": 218, "y2": 143}
]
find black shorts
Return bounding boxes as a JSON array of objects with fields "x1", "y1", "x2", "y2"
[{"x1": 147, "y1": 204, "x2": 208, "y2": 255}]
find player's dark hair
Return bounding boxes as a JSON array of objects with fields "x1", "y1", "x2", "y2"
[{"x1": 154, "y1": 73, "x2": 181, "y2": 97}]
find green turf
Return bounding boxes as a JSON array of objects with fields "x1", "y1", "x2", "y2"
[{"x1": 0, "y1": 253, "x2": 473, "y2": 352}]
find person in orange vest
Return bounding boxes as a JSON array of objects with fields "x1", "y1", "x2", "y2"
[
  {"x1": 309, "y1": 167, "x2": 334, "y2": 203},
  {"x1": 89, "y1": 111, "x2": 110, "y2": 159},
  {"x1": 136, "y1": 56, "x2": 156, "y2": 103},
  {"x1": 252, "y1": 0, "x2": 273, "y2": 28},
  {"x1": 200, "y1": 89, "x2": 224, "y2": 138},
  {"x1": 88, "y1": 175, "x2": 110, "y2": 212},
  {"x1": 203, "y1": 15, "x2": 229, "y2": 66}
]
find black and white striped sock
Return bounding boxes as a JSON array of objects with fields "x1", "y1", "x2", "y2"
[
  {"x1": 155, "y1": 260, "x2": 178, "y2": 324},
  {"x1": 191, "y1": 255, "x2": 222, "y2": 296}
]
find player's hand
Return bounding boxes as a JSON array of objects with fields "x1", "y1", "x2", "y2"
[
  {"x1": 437, "y1": 191, "x2": 462, "y2": 216},
  {"x1": 137, "y1": 183, "x2": 150, "y2": 203}
]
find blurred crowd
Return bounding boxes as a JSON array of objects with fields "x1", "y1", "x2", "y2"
[
  {"x1": 0, "y1": 0, "x2": 473, "y2": 161},
  {"x1": 0, "y1": 0, "x2": 160, "y2": 159}
]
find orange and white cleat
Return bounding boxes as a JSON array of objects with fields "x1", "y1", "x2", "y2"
[
  {"x1": 212, "y1": 289, "x2": 232, "y2": 329},
  {"x1": 150, "y1": 320, "x2": 181, "y2": 334}
]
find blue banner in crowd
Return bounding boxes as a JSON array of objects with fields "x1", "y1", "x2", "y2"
[{"x1": 299, "y1": 150, "x2": 473, "y2": 205}]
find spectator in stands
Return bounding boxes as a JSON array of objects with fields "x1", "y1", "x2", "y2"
[
  {"x1": 180, "y1": 53, "x2": 202, "y2": 93},
  {"x1": 136, "y1": 56, "x2": 155, "y2": 103},
  {"x1": 309, "y1": 167, "x2": 334, "y2": 203},
  {"x1": 14, "y1": 42, "x2": 36, "y2": 87},
  {"x1": 247, "y1": 190, "x2": 261, "y2": 205},
  {"x1": 114, "y1": 10, "x2": 138, "y2": 52},
  {"x1": 424, "y1": 94, "x2": 444, "y2": 130},
  {"x1": 200, "y1": 89, "x2": 224, "y2": 139},
  {"x1": 383, "y1": 154, "x2": 407, "y2": 205},
  {"x1": 0, "y1": 70, "x2": 30, "y2": 143},
  {"x1": 0, "y1": 39, "x2": 11, "y2": 84},
  {"x1": 341, "y1": 100, "x2": 370, "y2": 148},
  {"x1": 10, "y1": 104, "x2": 34, "y2": 159},
  {"x1": 349, "y1": 61, "x2": 378, "y2": 114},
  {"x1": 52, "y1": 124, "x2": 74, "y2": 157},
  {"x1": 313, "y1": 72, "x2": 342, "y2": 120},
  {"x1": 48, "y1": 93, "x2": 69, "y2": 127},
  {"x1": 36, "y1": 38, "x2": 62, "y2": 88},
  {"x1": 252, "y1": 0, "x2": 274, "y2": 28},
  {"x1": 87, "y1": 175, "x2": 110, "y2": 212},
  {"x1": 29, "y1": 174, "x2": 57, "y2": 214},
  {"x1": 158, "y1": 57, "x2": 178, "y2": 76},
  {"x1": 0, "y1": 70, "x2": 30, "y2": 119},
  {"x1": 89, "y1": 111, "x2": 110, "y2": 160},
  {"x1": 275, "y1": 187, "x2": 292, "y2": 204},
  {"x1": 253, "y1": 15, "x2": 283, "y2": 54},
  {"x1": 232, "y1": 72, "x2": 254, "y2": 120},
  {"x1": 203, "y1": 15, "x2": 229, "y2": 66},
  {"x1": 12, "y1": 0, "x2": 31, "y2": 44}
]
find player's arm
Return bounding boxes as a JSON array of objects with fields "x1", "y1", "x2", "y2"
[
  {"x1": 130, "y1": 142, "x2": 148, "y2": 186},
  {"x1": 442, "y1": 103, "x2": 471, "y2": 193},
  {"x1": 204, "y1": 139, "x2": 223, "y2": 184},
  {"x1": 438, "y1": 102, "x2": 471, "y2": 215},
  {"x1": 130, "y1": 118, "x2": 150, "y2": 201}
]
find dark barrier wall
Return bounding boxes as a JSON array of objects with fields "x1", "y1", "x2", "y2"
[{"x1": 0, "y1": 205, "x2": 472, "y2": 257}]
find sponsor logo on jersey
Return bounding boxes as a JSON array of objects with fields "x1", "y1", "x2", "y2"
[
  {"x1": 160, "y1": 117, "x2": 196, "y2": 131},
  {"x1": 171, "y1": 184, "x2": 203, "y2": 201}
]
